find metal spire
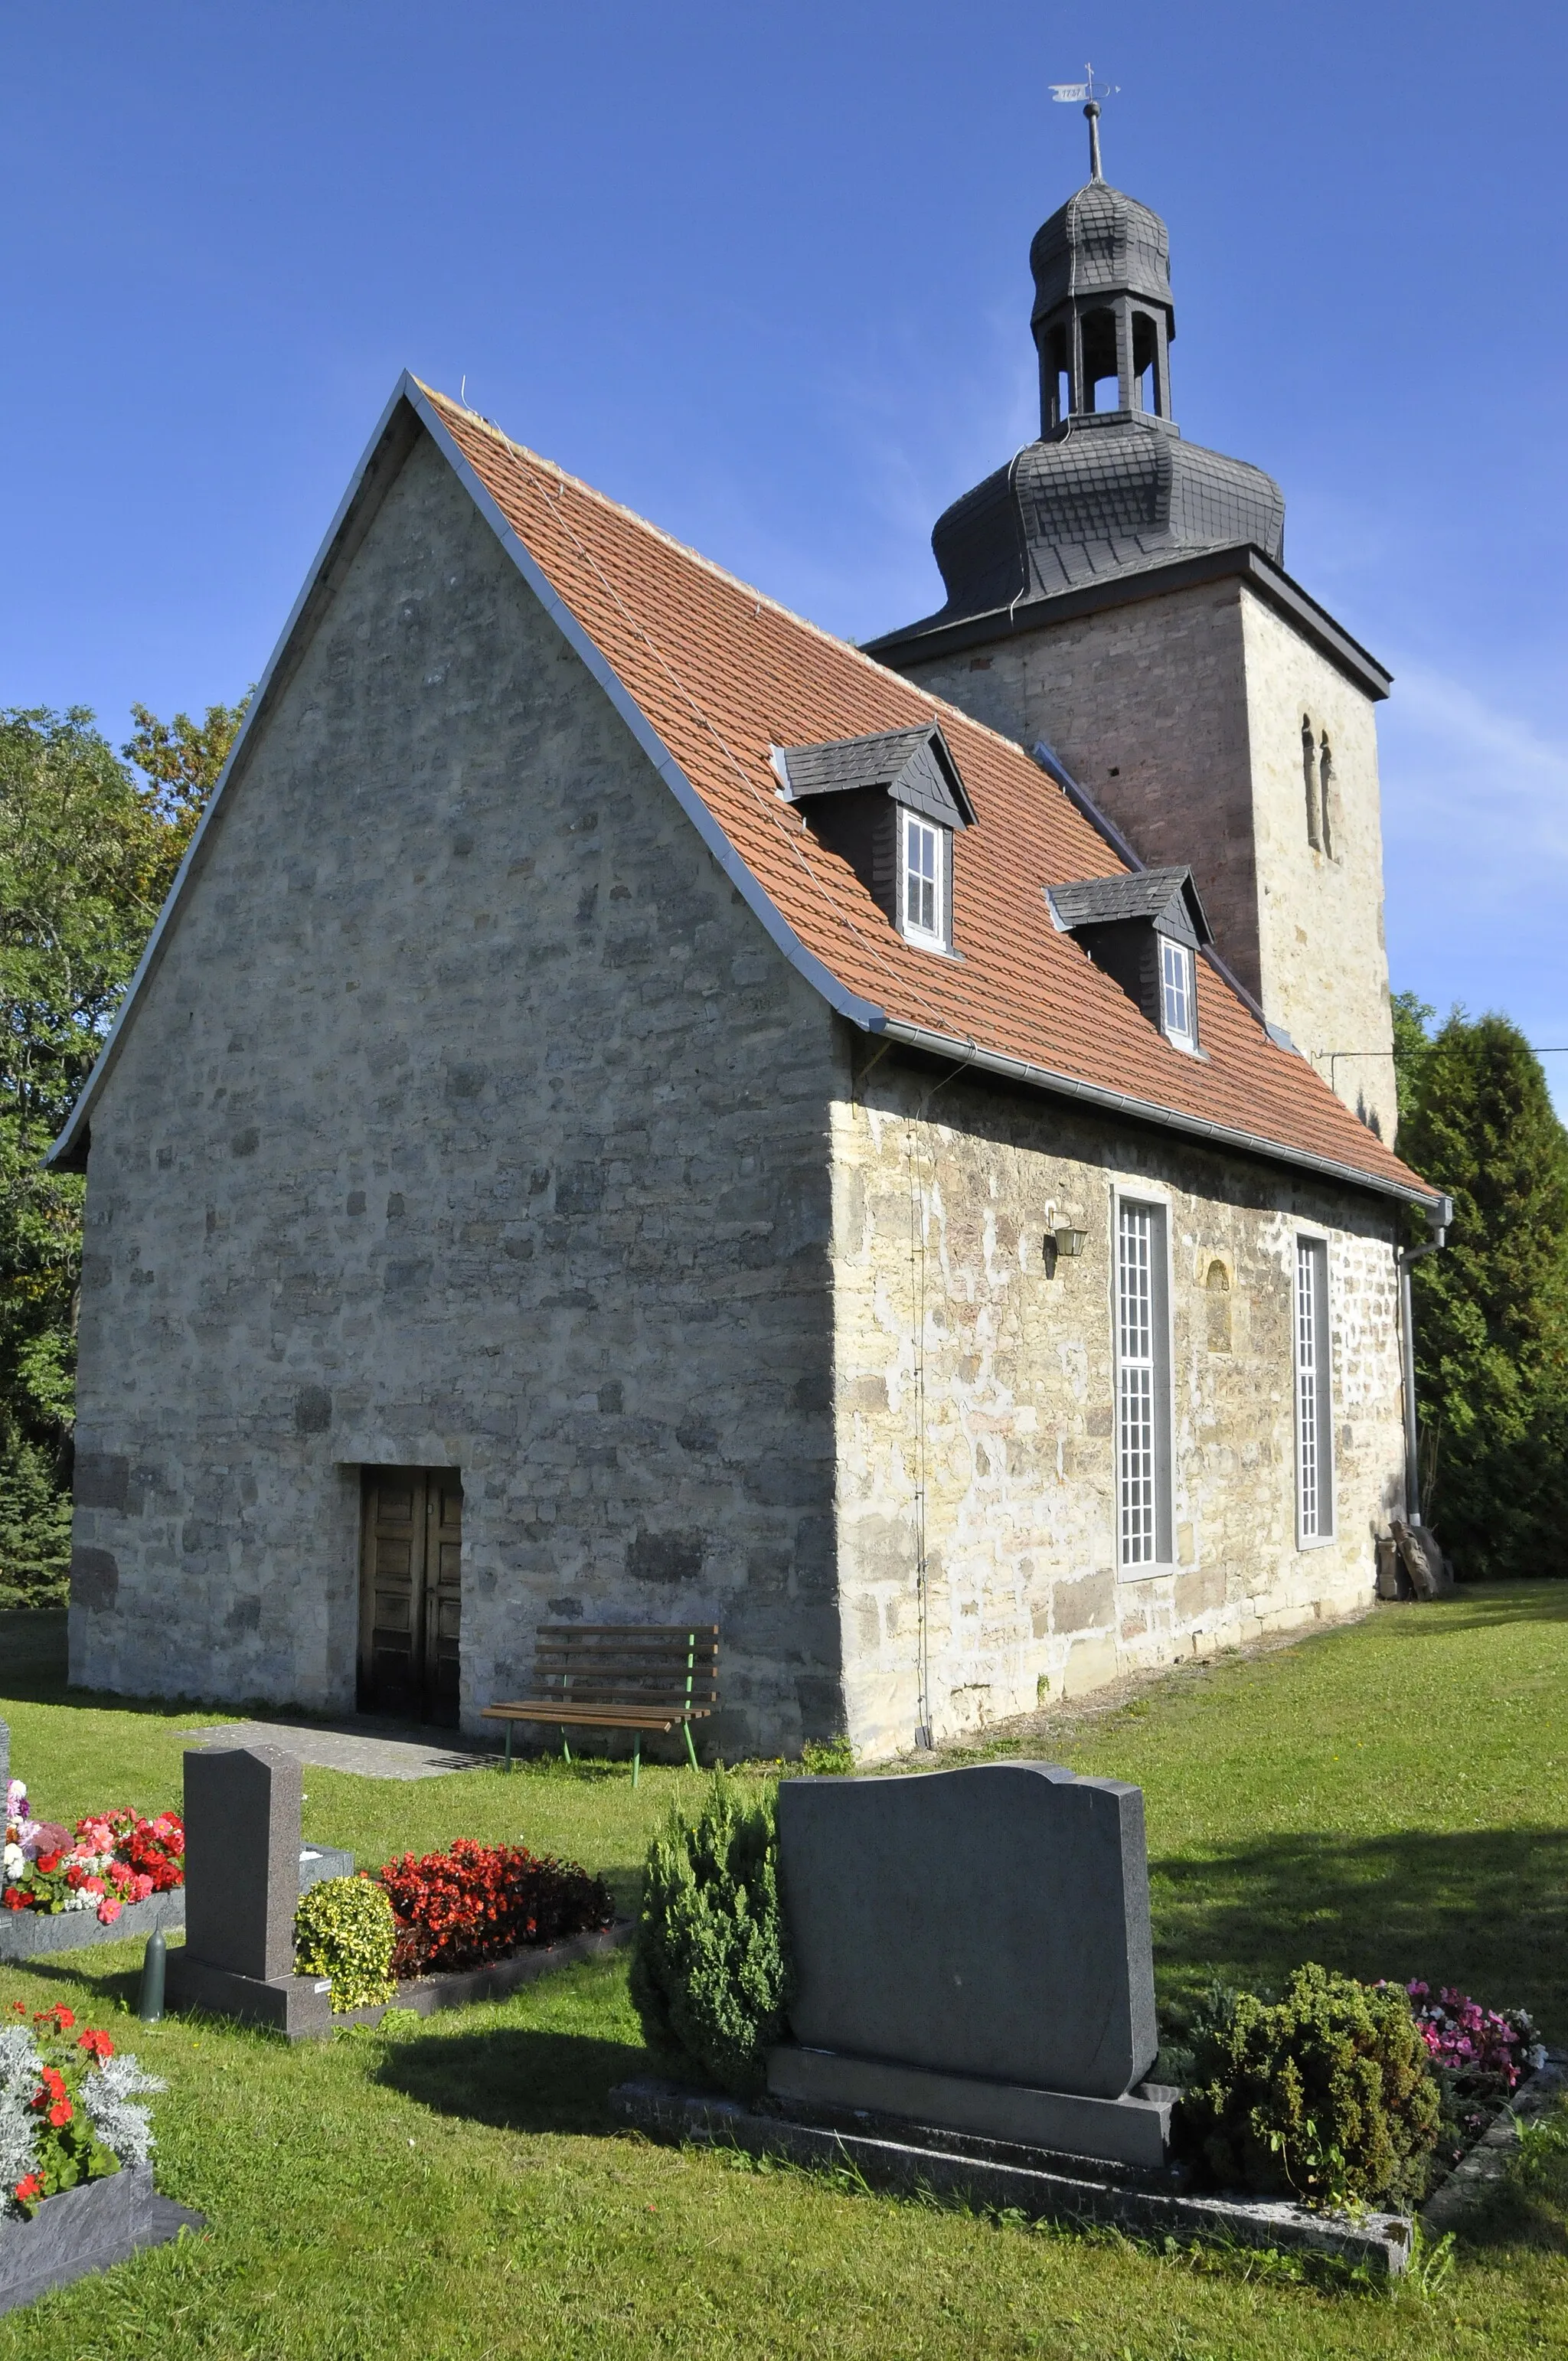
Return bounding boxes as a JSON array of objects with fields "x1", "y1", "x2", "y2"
[{"x1": 1050, "y1": 63, "x2": 1119, "y2": 181}]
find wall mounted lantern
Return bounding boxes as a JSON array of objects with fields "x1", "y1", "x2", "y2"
[{"x1": 1042, "y1": 1221, "x2": 1088, "y2": 1277}]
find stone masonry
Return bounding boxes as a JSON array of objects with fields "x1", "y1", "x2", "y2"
[
  {"x1": 899, "y1": 578, "x2": 1399, "y2": 1146},
  {"x1": 70, "y1": 429, "x2": 844, "y2": 1759},
  {"x1": 829, "y1": 1058, "x2": 1405, "y2": 1757},
  {"x1": 69, "y1": 417, "x2": 1409, "y2": 1762}
]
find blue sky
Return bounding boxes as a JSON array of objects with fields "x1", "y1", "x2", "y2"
[{"x1": 3, "y1": 1, "x2": 1563, "y2": 1103}]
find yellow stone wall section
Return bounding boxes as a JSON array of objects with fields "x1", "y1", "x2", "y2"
[{"x1": 829, "y1": 1066, "x2": 1406, "y2": 1762}]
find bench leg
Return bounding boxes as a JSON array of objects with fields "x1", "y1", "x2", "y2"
[
  {"x1": 683, "y1": 1720, "x2": 699, "y2": 1772},
  {"x1": 632, "y1": 1732, "x2": 640, "y2": 1789},
  {"x1": 504, "y1": 1722, "x2": 514, "y2": 1774},
  {"x1": 561, "y1": 1729, "x2": 572, "y2": 1767}
]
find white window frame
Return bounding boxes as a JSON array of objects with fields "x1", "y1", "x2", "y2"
[
  {"x1": 1113, "y1": 1192, "x2": 1175, "y2": 1575},
  {"x1": 1294, "y1": 1233, "x2": 1335, "y2": 1546},
  {"x1": 1158, "y1": 936, "x2": 1197, "y2": 1053},
  {"x1": 900, "y1": 806, "x2": 946, "y2": 949}
]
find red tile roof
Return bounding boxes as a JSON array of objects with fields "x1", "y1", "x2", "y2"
[{"x1": 430, "y1": 386, "x2": 1432, "y2": 1207}]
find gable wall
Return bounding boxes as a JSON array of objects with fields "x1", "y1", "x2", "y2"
[
  {"x1": 69, "y1": 426, "x2": 845, "y2": 1757},
  {"x1": 830, "y1": 1056, "x2": 1405, "y2": 1758}
]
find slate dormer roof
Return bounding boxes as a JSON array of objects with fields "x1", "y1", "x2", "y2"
[
  {"x1": 46, "y1": 376, "x2": 1436, "y2": 1212},
  {"x1": 1048, "y1": 867, "x2": 1211, "y2": 946},
  {"x1": 775, "y1": 724, "x2": 975, "y2": 828}
]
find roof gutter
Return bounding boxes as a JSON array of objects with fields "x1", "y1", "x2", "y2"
[{"x1": 875, "y1": 1017, "x2": 1442, "y2": 1214}]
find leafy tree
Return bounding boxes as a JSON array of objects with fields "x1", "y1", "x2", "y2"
[
  {"x1": 122, "y1": 692, "x2": 250, "y2": 903},
  {"x1": 1398, "y1": 1004, "x2": 1568, "y2": 1579},
  {"x1": 0, "y1": 699, "x2": 243, "y2": 1604},
  {"x1": 1390, "y1": 987, "x2": 1436, "y2": 1135}
]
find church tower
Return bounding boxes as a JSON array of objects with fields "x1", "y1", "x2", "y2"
[{"x1": 866, "y1": 116, "x2": 1397, "y2": 1142}]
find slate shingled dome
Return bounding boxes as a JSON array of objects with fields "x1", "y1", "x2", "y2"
[
  {"x1": 906, "y1": 171, "x2": 1286, "y2": 630},
  {"x1": 1028, "y1": 180, "x2": 1173, "y2": 323}
]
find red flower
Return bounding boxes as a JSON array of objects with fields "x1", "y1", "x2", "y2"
[
  {"x1": 77, "y1": 2028, "x2": 115, "y2": 2062},
  {"x1": 38, "y1": 2068, "x2": 67, "y2": 2101},
  {"x1": 34, "y1": 1853, "x2": 61, "y2": 1875},
  {"x1": 48, "y1": 2099, "x2": 73, "y2": 2128},
  {"x1": 2, "y1": 1888, "x2": 26, "y2": 1912},
  {"x1": 50, "y1": 2007, "x2": 76, "y2": 2031},
  {"x1": 13, "y1": 2174, "x2": 42, "y2": 2204}
]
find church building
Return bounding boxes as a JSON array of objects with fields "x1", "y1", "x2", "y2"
[{"x1": 53, "y1": 130, "x2": 1442, "y2": 1761}]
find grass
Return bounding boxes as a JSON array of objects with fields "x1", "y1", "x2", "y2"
[{"x1": 3, "y1": 1590, "x2": 1568, "y2": 2356}]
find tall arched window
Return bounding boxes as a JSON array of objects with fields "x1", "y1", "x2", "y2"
[
  {"x1": 1318, "y1": 735, "x2": 1336, "y2": 860},
  {"x1": 1302, "y1": 716, "x2": 1321, "y2": 849}
]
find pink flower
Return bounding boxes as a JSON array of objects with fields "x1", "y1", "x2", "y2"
[{"x1": 96, "y1": 1896, "x2": 122, "y2": 1925}]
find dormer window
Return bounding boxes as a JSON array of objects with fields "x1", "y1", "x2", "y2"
[
  {"x1": 1047, "y1": 866, "x2": 1213, "y2": 1053},
  {"x1": 902, "y1": 809, "x2": 944, "y2": 945},
  {"x1": 1159, "y1": 936, "x2": 1196, "y2": 1051},
  {"x1": 773, "y1": 722, "x2": 975, "y2": 958}
]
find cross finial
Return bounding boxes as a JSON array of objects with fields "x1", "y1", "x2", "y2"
[{"x1": 1050, "y1": 62, "x2": 1119, "y2": 181}]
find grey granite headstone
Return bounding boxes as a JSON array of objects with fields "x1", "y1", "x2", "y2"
[
  {"x1": 184, "y1": 1745, "x2": 302, "y2": 1978},
  {"x1": 165, "y1": 1745, "x2": 331, "y2": 2036},
  {"x1": 769, "y1": 1761, "x2": 1168, "y2": 2167}
]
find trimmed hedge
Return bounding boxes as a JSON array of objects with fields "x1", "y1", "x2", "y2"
[{"x1": 630, "y1": 1772, "x2": 792, "y2": 2100}]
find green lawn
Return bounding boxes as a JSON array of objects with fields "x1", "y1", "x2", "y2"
[{"x1": 3, "y1": 1592, "x2": 1568, "y2": 2358}]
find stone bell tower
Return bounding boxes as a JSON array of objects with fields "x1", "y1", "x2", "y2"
[{"x1": 866, "y1": 111, "x2": 1398, "y2": 1143}]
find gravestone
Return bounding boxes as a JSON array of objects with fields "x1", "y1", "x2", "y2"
[
  {"x1": 768, "y1": 1760, "x2": 1174, "y2": 2168},
  {"x1": 164, "y1": 1745, "x2": 333, "y2": 2036}
]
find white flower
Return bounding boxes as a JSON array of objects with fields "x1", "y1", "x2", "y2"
[
  {"x1": 82, "y1": 2052, "x2": 165, "y2": 2169},
  {"x1": 2, "y1": 1843, "x2": 24, "y2": 1879},
  {"x1": 0, "y1": 2026, "x2": 42, "y2": 2217}
]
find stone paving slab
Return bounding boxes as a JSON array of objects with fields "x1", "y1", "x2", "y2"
[{"x1": 179, "y1": 1720, "x2": 494, "y2": 1781}]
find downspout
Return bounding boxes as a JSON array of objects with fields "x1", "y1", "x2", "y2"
[{"x1": 1397, "y1": 1194, "x2": 1452, "y2": 1526}]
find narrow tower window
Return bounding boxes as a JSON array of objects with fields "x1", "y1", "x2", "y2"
[
  {"x1": 1116, "y1": 1199, "x2": 1173, "y2": 1569},
  {"x1": 1082, "y1": 308, "x2": 1119, "y2": 411},
  {"x1": 1295, "y1": 1237, "x2": 1334, "y2": 1542},
  {"x1": 1318, "y1": 735, "x2": 1336, "y2": 860},
  {"x1": 1043, "y1": 325, "x2": 1070, "y2": 429},
  {"x1": 1302, "y1": 717, "x2": 1321, "y2": 850},
  {"x1": 1132, "y1": 312, "x2": 1161, "y2": 414}
]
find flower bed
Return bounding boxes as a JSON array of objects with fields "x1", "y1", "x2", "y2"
[
  {"x1": 376, "y1": 1839, "x2": 615, "y2": 1978},
  {"x1": 1403, "y1": 1980, "x2": 1547, "y2": 2174},
  {"x1": 4, "y1": 1781, "x2": 183, "y2": 1927},
  {"x1": 2, "y1": 2003, "x2": 163, "y2": 2219}
]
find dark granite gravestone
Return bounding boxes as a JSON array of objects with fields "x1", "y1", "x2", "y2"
[
  {"x1": 768, "y1": 1760, "x2": 1174, "y2": 2168},
  {"x1": 164, "y1": 1746, "x2": 332, "y2": 2036}
]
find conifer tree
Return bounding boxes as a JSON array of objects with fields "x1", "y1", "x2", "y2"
[{"x1": 1399, "y1": 1006, "x2": 1568, "y2": 1578}]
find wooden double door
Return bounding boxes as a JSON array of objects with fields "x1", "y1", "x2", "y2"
[{"x1": 358, "y1": 1467, "x2": 462, "y2": 1725}]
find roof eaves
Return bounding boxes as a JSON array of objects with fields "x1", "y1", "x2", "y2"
[
  {"x1": 866, "y1": 544, "x2": 1393, "y2": 702},
  {"x1": 879, "y1": 1019, "x2": 1439, "y2": 1213}
]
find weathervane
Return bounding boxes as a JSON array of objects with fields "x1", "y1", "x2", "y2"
[{"x1": 1050, "y1": 61, "x2": 1119, "y2": 181}]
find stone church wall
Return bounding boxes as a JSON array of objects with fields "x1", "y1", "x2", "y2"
[
  {"x1": 69, "y1": 426, "x2": 848, "y2": 1759},
  {"x1": 829, "y1": 1056, "x2": 1406, "y2": 1759}
]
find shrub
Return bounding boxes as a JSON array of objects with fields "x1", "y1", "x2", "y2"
[
  {"x1": 1181, "y1": 1964, "x2": 1442, "y2": 2209},
  {"x1": 630, "y1": 1770, "x2": 792, "y2": 2099},
  {"x1": 376, "y1": 1839, "x2": 613, "y2": 1978},
  {"x1": 294, "y1": 1875, "x2": 397, "y2": 2011}
]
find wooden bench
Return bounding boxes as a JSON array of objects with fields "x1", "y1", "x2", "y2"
[{"x1": 482, "y1": 1625, "x2": 719, "y2": 1784}]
